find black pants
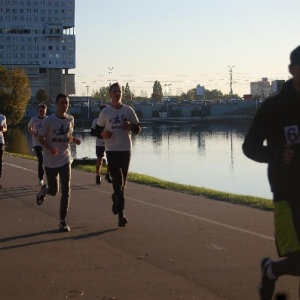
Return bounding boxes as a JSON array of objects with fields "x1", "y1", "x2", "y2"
[
  {"x1": 0, "y1": 143, "x2": 4, "y2": 178},
  {"x1": 34, "y1": 146, "x2": 44, "y2": 180},
  {"x1": 45, "y1": 163, "x2": 71, "y2": 221},
  {"x1": 106, "y1": 151, "x2": 131, "y2": 211}
]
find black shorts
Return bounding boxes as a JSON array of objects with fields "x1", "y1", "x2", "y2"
[{"x1": 96, "y1": 146, "x2": 105, "y2": 158}]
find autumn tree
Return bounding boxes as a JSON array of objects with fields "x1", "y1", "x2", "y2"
[
  {"x1": 0, "y1": 66, "x2": 31, "y2": 124},
  {"x1": 36, "y1": 89, "x2": 51, "y2": 106},
  {"x1": 151, "y1": 81, "x2": 163, "y2": 101}
]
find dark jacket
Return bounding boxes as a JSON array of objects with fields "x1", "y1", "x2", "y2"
[{"x1": 243, "y1": 79, "x2": 300, "y2": 199}]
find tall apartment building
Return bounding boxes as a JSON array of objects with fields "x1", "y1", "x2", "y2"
[{"x1": 0, "y1": 0, "x2": 76, "y2": 99}]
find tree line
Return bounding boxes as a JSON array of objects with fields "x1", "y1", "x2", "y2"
[
  {"x1": 0, "y1": 65, "x2": 241, "y2": 124},
  {"x1": 92, "y1": 81, "x2": 240, "y2": 103}
]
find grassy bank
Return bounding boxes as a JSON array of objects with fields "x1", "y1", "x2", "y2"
[{"x1": 6, "y1": 151, "x2": 273, "y2": 211}]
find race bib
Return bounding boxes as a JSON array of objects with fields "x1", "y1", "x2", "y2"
[{"x1": 284, "y1": 125, "x2": 300, "y2": 144}]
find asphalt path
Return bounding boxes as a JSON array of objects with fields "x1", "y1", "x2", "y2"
[{"x1": 0, "y1": 154, "x2": 299, "y2": 300}]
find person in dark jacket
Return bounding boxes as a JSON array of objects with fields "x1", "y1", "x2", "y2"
[{"x1": 243, "y1": 45, "x2": 300, "y2": 300}]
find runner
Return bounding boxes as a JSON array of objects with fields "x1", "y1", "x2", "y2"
[
  {"x1": 243, "y1": 45, "x2": 300, "y2": 299},
  {"x1": 36, "y1": 93, "x2": 81, "y2": 232},
  {"x1": 0, "y1": 113, "x2": 7, "y2": 188},
  {"x1": 96, "y1": 82, "x2": 141, "y2": 227}
]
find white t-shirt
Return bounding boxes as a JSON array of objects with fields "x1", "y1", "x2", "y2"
[
  {"x1": 38, "y1": 113, "x2": 74, "y2": 168},
  {"x1": 28, "y1": 115, "x2": 48, "y2": 147},
  {"x1": 97, "y1": 104, "x2": 139, "y2": 151},
  {"x1": 91, "y1": 117, "x2": 105, "y2": 147},
  {"x1": 0, "y1": 114, "x2": 6, "y2": 144}
]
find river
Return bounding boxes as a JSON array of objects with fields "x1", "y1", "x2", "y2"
[{"x1": 4, "y1": 120, "x2": 272, "y2": 200}]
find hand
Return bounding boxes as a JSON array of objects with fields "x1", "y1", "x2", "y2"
[
  {"x1": 50, "y1": 148, "x2": 58, "y2": 155},
  {"x1": 283, "y1": 147, "x2": 295, "y2": 164},
  {"x1": 102, "y1": 131, "x2": 113, "y2": 139},
  {"x1": 74, "y1": 138, "x2": 81, "y2": 145},
  {"x1": 123, "y1": 121, "x2": 132, "y2": 131}
]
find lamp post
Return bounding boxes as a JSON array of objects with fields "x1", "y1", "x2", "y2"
[
  {"x1": 108, "y1": 67, "x2": 113, "y2": 85},
  {"x1": 164, "y1": 83, "x2": 171, "y2": 96},
  {"x1": 85, "y1": 85, "x2": 90, "y2": 120},
  {"x1": 228, "y1": 66, "x2": 234, "y2": 97}
]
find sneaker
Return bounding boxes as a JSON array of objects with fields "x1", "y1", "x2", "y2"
[
  {"x1": 259, "y1": 257, "x2": 277, "y2": 300},
  {"x1": 105, "y1": 174, "x2": 113, "y2": 183},
  {"x1": 96, "y1": 175, "x2": 101, "y2": 185},
  {"x1": 118, "y1": 216, "x2": 128, "y2": 227},
  {"x1": 36, "y1": 184, "x2": 47, "y2": 205},
  {"x1": 111, "y1": 193, "x2": 120, "y2": 215},
  {"x1": 38, "y1": 179, "x2": 44, "y2": 186},
  {"x1": 59, "y1": 221, "x2": 70, "y2": 232}
]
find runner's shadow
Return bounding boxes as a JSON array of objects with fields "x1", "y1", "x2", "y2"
[{"x1": 0, "y1": 227, "x2": 118, "y2": 251}]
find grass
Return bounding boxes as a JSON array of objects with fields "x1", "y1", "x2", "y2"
[{"x1": 6, "y1": 151, "x2": 273, "y2": 211}]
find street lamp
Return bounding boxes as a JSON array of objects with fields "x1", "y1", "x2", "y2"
[
  {"x1": 108, "y1": 67, "x2": 113, "y2": 85},
  {"x1": 85, "y1": 85, "x2": 90, "y2": 119}
]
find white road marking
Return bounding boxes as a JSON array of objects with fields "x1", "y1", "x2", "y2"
[{"x1": 4, "y1": 161, "x2": 275, "y2": 241}]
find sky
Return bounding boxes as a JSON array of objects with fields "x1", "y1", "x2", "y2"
[{"x1": 74, "y1": 0, "x2": 300, "y2": 98}]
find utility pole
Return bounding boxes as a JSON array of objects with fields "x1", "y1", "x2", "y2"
[
  {"x1": 85, "y1": 85, "x2": 90, "y2": 120},
  {"x1": 228, "y1": 66, "x2": 234, "y2": 97},
  {"x1": 108, "y1": 67, "x2": 113, "y2": 85}
]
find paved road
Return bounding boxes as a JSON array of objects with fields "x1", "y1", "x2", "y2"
[{"x1": 0, "y1": 154, "x2": 298, "y2": 300}]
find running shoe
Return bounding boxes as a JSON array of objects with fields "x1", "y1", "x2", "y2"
[
  {"x1": 36, "y1": 184, "x2": 47, "y2": 205},
  {"x1": 59, "y1": 221, "x2": 70, "y2": 232},
  {"x1": 96, "y1": 175, "x2": 101, "y2": 185},
  {"x1": 105, "y1": 174, "x2": 113, "y2": 183},
  {"x1": 118, "y1": 216, "x2": 128, "y2": 227},
  {"x1": 259, "y1": 257, "x2": 277, "y2": 300}
]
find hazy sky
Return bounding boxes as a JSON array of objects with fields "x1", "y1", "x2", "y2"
[{"x1": 74, "y1": 0, "x2": 299, "y2": 97}]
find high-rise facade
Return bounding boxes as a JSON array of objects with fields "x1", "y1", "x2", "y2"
[{"x1": 0, "y1": 0, "x2": 76, "y2": 99}]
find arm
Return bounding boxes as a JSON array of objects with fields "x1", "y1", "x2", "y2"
[
  {"x1": 68, "y1": 135, "x2": 81, "y2": 145},
  {"x1": 38, "y1": 135, "x2": 58, "y2": 155},
  {"x1": 28, "y1": 120, "x2": 37, "y2": 137},
  {"x1": 123, "y1": 121, "x2": 141, "y2": 134},
  {"x1": 91, "y1": 127, "x2": 97, "y2": 136},
  {"x1": 123, "y1": 107, "x2": 142, "y2": 134},
  {"x1": 242, "y1": 103, "x2": 282, "y2": 164},
  {"x1": 0, "y1": 118, "x2": 7, "y2": 133}
]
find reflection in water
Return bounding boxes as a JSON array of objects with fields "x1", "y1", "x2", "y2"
[{"x1": 4, "y1": 122, "x2": 272, "y2": 199}]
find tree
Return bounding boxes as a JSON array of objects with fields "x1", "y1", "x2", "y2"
[
  {"x1": 123, "y1": 83, "x2": 134, "y2": 103},
  {"x1": 36, "y1": 89, "x2": 50, "y2": 106},
  {"x1": 151, "y1": 81, "x2": 163, "y2": 101},
  {"x1": 0, "y1": 66, "x2": 31, "y2": 124},
  {"x1": 204, "y1": 89, "x2": 224, "y2": 100},
  {"x1": 92, "y1": 86, "x2": 110, "y2": 103}
]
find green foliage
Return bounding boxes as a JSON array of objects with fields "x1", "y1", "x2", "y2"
[
  {"x1": 92, "y1": 86, "x2": 110, "y2": 103},
  {"x1": 36, "y1": 89, "x2": 51, "y2": 106},
  {"x1": 204, "y1": 89, "x2": 223, "y2": 100},
  {"x1": 151, "y1": 81, "x2": 163, "y2": 101},
  {"x1": 0, "y1": 66, "x2": 31, "y2": 124}
]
